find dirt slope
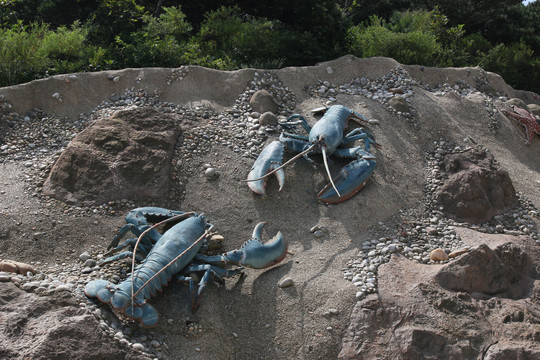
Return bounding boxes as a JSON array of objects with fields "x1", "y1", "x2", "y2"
[{"x1": 1, "y1": 56, "x2": 539, "y2": 359}]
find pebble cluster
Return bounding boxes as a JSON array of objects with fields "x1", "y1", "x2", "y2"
[
  {"x1": 342, "y1": 138, "x2": 539, "y2": 301},
  {"x1": 420, "y1": 79, "x2": 503, "y2": 132},
  {"x1": 306, "y1": 66, "x2": 418, "y2": 125}
]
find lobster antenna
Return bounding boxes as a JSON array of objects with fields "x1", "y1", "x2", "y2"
[
  {"x1": 245, "y1": 142, "x2": 318, "y2": 182},
  {"x1": 321, "y1": 146, "x2": 341, "y2": 197},
  {"x1": 133, "y1": 224, "x2": 215, "y2": 298},
  {"x1": 130, "y1": 212, "x2": 195, "y2": 309}
]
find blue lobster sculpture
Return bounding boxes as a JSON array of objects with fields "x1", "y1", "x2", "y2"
[
  {"x1": 85, "y1": 207, "x2": 287, "y2": 327},
  {"x1": 247, "y1": 105, "x2": 381, "y2": 203}
]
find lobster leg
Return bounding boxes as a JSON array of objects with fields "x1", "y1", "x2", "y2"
[
  {"x1": 317, "y1": 146, "x2": 377, "y2": 204},
  {"x1": 179, "y1": 264, "x2": 244, "y2": 310},
  {"x1": 101, "y1": 236, "x2": 154, "y2": 265},
  {"x1": 280, "y1": 114, "x2": 312, "y2": 133},
  {"x1": 341, "y1": 128, "x2": 380, "y2": 149}
]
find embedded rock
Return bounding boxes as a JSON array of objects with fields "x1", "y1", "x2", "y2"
[
  {"x1": 435, "y1": 148, "x2": 518, "y2": 224},
  {"x1": 388, "y1": 96, "x2": 411, "y2": 113},
  {"x1": 0, "y1": 260, "x2": 36, "y2": 274},
  {"x1": 249, "y1": 90, "x2": 278, "y2": 114},
  {"x1": 0, "y1": 282, "x2": 147, "y2": 360},
  {"x1": 42, "y1": 107, "x2": 182, "y2": 205},
  {"x1": 339, "y1": 233, "x2": 540, "y2": 360}
]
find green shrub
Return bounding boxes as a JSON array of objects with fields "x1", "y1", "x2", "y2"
[
  {"x1": 196, "y1": 6, "x2": 319, "y2": 69},
  {"x1": 479, "y1": 42, "x2": 540, "y2": 93},
  {"x1": 347, "y1": 15, "x2": 442, "y2": 66},
  {"x1": 0, "y1": 23, "x2": 48, "y2": 85},
  {"x1": 113, "y1": 6, "x2": 202, "y2": 68},
  {"x1": 0, "y1": 21, "x2": 108, "y2": 86}
]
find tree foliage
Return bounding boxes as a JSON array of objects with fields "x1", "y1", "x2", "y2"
[{"x1": 0, "y1": 0, "x2": 539, "y2": 93}]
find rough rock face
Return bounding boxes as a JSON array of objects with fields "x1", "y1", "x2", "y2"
[
  {"x1": 434, "y1": 243, "x2": 533, "y2": 298},
  {"x1": 435, "y1": 148, "x2": 518, "y2": 223},
  {"x1": 339, "y1": 234, "x2": 540, "y2": 360},
  {"x1": 42, "y1": 107, "x2": 182, "y2": 205},
  {"x1": 0, "y1": 282, "x2": 148, "y2": 360}
]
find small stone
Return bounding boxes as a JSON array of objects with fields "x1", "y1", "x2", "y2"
[
  {"x1": 426, "y1": 227, "x2": 438, "y2": 235},
  {"x1": 249, "y1": 90, "x2": 278, "y2": 114},
  {"x1": 259, "y1": 112, "x2": 278, "y2": 126},
  {"x1": 313, "y1": 230, "x2": 325, "y2": 238},
  {"x1": 449, "y1": 249, "x2": 469, "y2": 258},
  {"x1": 0, "y1": 260, "x2": 36, "y2": 274},
  {"x1": 132, "y1": 343, "x2": 145, "y2": 351},
  {"x1": 388, "y1": 97, "x2": 410, "y2": 113},
  {"x1": 327, "y1": 66, "x2": 334, "y2": 74},
  {"x1": 430, "y1": 248, "x2": 449, "y2": 261},
  {"x1": 84, "y1": 259, "x2": 96, "y2": 267},
  {"x1": 21, "y1": 281, "x2": 40, "y2": 291},
  {"x1": 55, "y1": 284, "x2": 71, "y2": 293},
  {"x1": 204, "y1": 167, "x2": 218, "y2": 179},
  {"x1": 208, "y1": 234, "x2": 225, "y2": 252},
  {"x1": 278, "y1": 277, "x2": 294, "y2": 288},
  {"x1": 79, "y1": 252, "x2": 91, "y2": 262}
]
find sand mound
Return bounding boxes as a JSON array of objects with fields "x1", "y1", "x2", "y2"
[{"x1": 0, "y1": 56, "x2": 539, "y2": 359}]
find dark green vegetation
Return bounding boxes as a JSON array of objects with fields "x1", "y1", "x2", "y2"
[{"x1": 1, "y1": 0, "x2": 539, "y2": 92}]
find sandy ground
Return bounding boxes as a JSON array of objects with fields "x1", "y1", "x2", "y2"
[{"x1": 1, "y1": 56, "x2": 539, "y2": 359}]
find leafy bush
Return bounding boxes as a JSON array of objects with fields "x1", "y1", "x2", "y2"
[
  {"x1": 0, "y1": 22, "x2": 47, "y2": 85},
  {"x1": 0, "y1": 21, "x2": 107, "y2": 86},
  {"x1": 196, "y1": 6, "x2": 320, "y2": 69},
  {"x1": 37, "y1": 21, "x2": 105, "y2": 74},
  {"x1": 87, "y1": 0, "x2": 146, "y2": 46},
  {"x1": 114, "y1": 6, "x2": 194, "y2": 68},
  {"x1": 479, "y1": 42, "x2": 540, "y2": 93},
  {"x1": 347, "y1": 14, "x2": 442, "y2": 66}
]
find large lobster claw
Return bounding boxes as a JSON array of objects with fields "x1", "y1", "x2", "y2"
[
  {"x1": 202, "y1": 222, "x2": 288, "y2": 269},
  {"x1": 247, "y1": 141, "x2": 285, "y2": 195},
  {"x1": 239, "y1": 222, "x2": 288, "y2": 269},
  {"x1": 317, "y1": 157, "x2": 376, "y2": 204}
]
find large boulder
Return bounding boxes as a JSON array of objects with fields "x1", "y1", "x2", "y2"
[
  {"x1": 0, "y1": 282, "x2": 147, "y2": 360},
  {"x1": 435, "y1": 148, "x2": 518, "y2": 224},
  {"x1": 42, "y1": 107, "x2": 182, "y2": 205},
  {"x1": 339, "y1": 232, "x2": 540, "y2": 360}
]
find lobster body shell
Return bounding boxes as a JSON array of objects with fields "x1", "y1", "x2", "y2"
[
  {"x1": 111, "y1": 215, "x2": 207, "y2": 309},
  {"x1": 309, "y1": 105, "x2": 350, "y2": 152}
]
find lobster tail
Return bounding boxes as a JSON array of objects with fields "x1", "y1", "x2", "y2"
[{"x1": 84, "y1": 279, "x2": 114, "y2": 304}]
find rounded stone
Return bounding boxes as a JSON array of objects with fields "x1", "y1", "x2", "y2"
[
  {"x1": 249, "y1": 90, "x2": 278, "y2": 114},
  {"x1": 204, "y1": 168, "x2": 217, "y2": 179},
  {"x1": 430, "y1": 248, "x2": 449, "y2": 262},
  {"x1": 258, "y1": 112, "x2": 278, "y2": 126},
  {"x1": 278, "y1": 277, "x2": 294, "y2": 288},
  {"x1": 449, "y1": 249, "x2": 469, "y2": 258},
  {"x1": 388, "y1": 97, "x2": 411, "y2": 112}
]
